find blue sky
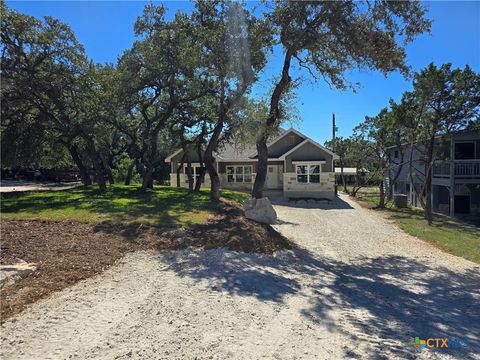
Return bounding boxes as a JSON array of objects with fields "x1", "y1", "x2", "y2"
[{"x1": 7, "y1": 1, "x2": 480, "y2": 144}]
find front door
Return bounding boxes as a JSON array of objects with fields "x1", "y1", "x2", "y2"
[{"x1": 266, "y1": 165, "x2": 282, "y2": 189}]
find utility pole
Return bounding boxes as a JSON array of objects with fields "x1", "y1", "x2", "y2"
[
  {"x1": 332, "y1": 113, "x2": 336, "y2": 151},
  {"x1": 332, "y1": 112, "x2": 338, "y2": 194}
]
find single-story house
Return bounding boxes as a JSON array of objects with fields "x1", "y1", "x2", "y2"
[
  {"x1": 334, "y1": 167, "x2": 358, "y2": 176},
  {"x1": 165, "y1": 128, "x2": 339, "y2": 200}
]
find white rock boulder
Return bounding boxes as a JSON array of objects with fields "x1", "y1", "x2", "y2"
[
  {"x1": 0, "y1": 261, "x2": 37, "y2": 288},
  {"x1": 243, "y1": 197, "x2": 277, "y2": 224}
]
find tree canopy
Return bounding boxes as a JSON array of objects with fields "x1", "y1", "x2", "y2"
[{"x1": 4, "y1": 0, "x2": 477, "y2": 212}]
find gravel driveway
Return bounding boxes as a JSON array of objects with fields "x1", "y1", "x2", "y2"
[
  {"x1": 0, "y1": 180, "x2": 81, "y2": 193},
  {"x1": 1, "y1": 194, "x2": 479, "y2": 359}
]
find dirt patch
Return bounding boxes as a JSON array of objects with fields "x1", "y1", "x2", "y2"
[
  {"x1": 0, "y1": 210, "x2": 289, "y2": 322},
  {"x1": 1, "y1": 220, "x2": 151, "y2": 322},
  {"x1": 188, "y1": 206, "x2": 291, "y2": 253}
]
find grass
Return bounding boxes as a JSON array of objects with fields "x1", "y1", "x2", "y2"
[
  {"x1": 1, "y1": 185, "x2": 250, "y2": 227},
  {"x1": 351, "y1": 187, "x2": 480, "y2": 264}
]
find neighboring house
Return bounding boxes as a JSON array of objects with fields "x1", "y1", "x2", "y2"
[
  {"x1": 165, "y1": 128, "x2": 339, "y2": 200},
  {"x1": 334, "y1": 167, "x2": 358, "y2": 176},
  {"x1": 333, "y1": 167, "x2": 366, "y2": 182},
  {"x1": 387, "y1": 129, "x2": 480, "y2": 217}
]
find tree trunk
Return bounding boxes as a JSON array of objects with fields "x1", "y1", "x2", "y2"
[
  {"x1": 176, "y1": 157, "x2": 185, "y2": 188},
  {"x1": 68, "y1": 145, "x2": 91, "y2": 186},
  {"x1": 341, "y1": 174, "x2": 348, "y2": 193},
  {"x1": 194, "y1": 146, "x2": 205, "y2": 192},
  {"x1": 424, "y1": 163, "x2": 433, "y2": 224},
  {"x1": 105, "y1": 164, "x2": 115, "y2": 185},
  {"x1": 204, "y1": 153, "x2": 220, "y2": 201},
  {"x1": 124, "y1": 161, "x2": 135, "y2": 185},
  {"x1": 204, "y1": 119, "x2": 224, "y2": 202},
  {"x1": 96, "y1": 171, "x2": 107, "y2": 193},
  {"x1": 351, "y1": 173, "x2": 360, "y2": 197},
  {"x1": 84, "y1": 140, "x2": 107, "y2": 193},
  {"x1": 252, "y1": 136, "x2": 268, "y2": 198},
  {"x1": 141, "y1": 165, "x2": 154, "y2": 191},
  {"x1": 186, "y1": 158, "x2": 194, "y2": 193},
  {"x1": 387, "y1": 151, "x2": 404, "y2": 200},
  {"x1": 91, "y1": 157, "x2": 107, "y2": 193},
  {"x1": 204, "y1": 147, "x2": 220, "y2": 201},
  {"x1": 252, "y1": 49, "x2": 293, "y2": 199},
  {"x1": 387, "y1": 174, "x2": 394, "y2": 199},
  {"x1": 378, "y1": 180, "x2": 386, "y2": 208},
  {"x1": 423, "y1": 132, "x2": 437, "y2": 225},
  {"x1": 194, "y1": 168, "x2": 206, "y2": 192},
  {"x1": 340, "y1": 164, "x2": 348, "y2": 193},
  {"x1": 208, "y1": 169, "x2": 221, "y2": 201},
  {"x1": 140, "y1": 156, "x2": 155, "y2": 191},
  {"x1": 141, "y1": 131, "x2": 161, "y2": 191}
]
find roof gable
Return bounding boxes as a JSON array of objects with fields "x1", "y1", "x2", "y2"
[
  {"x1": 247, "y1": 128, "x2": 304, "y2": 158},
  {"x1": 279, "y1": 138, "x2": 339, "y2": 160},
  {"x1": 165, "y1": 128, "x2": 339, "y2": 162},
  {"x1": 249, "y1": 128, "x2": 338, "y2": 160}
]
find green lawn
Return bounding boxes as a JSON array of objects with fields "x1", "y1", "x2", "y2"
[
  {"x1": 352, "y1": 187, "x2": 480, "y2": 264},
  {"x1": 1, "y1": 185, "x2": 250, "y2": 227}
]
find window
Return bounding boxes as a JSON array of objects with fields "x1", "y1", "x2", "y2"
[
  {"x1": 226, "y1": 165, "x2": 252, "y2": 183},
  {"x1": 454, "y1": 142, "x2": 475, "y2": 160},
  {"x1": 394, "y1": 181, "x2": 406, "y2": 194},
  {"x1": 296, "y1": 164, "x2": 320, "y2": 183},
  {"x1": 244, "y1": 166, "x2": 252, "y2": 182},
  {"x1": 394, "y1": 150, "x2": 399, "y2": 158},
  {"x1": 184, "y1": 165, "x2": 205, "y2": 184}
]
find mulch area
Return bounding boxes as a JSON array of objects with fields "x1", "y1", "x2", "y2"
[
  {"x1": 0, "y1": 208, "x2": 290, "y2": 323},
  {"x1": 189, "y1": 206, "x2": 291, "y2": 253}
]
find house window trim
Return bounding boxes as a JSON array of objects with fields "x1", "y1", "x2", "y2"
[
  {"x1": 295, "y1": 164, "x2": 321, "y2": 184},
  {"x1": 226, "y1": 165, "x2": 253, "y2": 183},
  {"x1": 183, "y1": 163, "x2": 205, "y2": 183}
]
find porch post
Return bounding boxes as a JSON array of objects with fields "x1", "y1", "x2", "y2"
[
  {"x1": 431, "y1": 185, "x2": 435, "y2": 212},
  {"x1": 449, "y1": 139, "x2": 455, "y2": 217},
  {"x1": 449, "y1": 184, "x2": 455, "y2": 217}
]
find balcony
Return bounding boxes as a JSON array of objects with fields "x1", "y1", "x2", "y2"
[{"x1": 433, "y1": 160, "x2": 480, "y2": 178}]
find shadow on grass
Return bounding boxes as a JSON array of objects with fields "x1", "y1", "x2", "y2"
[
  {"x1": 385, "y1": 207, "x2": 479, "y2": 236},
  {"x1": 1, "y1": 185, "x2": 249, "y2": 227},
  {"x1": 160, "y1": 244, "x2": 480, "y2": 359}
]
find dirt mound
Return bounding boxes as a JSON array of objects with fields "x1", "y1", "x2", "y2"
[{"x1": 188, "y1": 206, "x2": 291, "y2": 253}]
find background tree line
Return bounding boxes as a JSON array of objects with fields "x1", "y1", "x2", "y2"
[{"x1": 2, "y1": 0, "x2": 432, "y2": 200}]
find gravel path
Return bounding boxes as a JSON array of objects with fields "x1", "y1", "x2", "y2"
[
  {"x1": 0, "y1": 180, "x2": 81, "y2": 193},
  {"x1": 1, "y1": 194, "x2": 479, "y2": 359}
]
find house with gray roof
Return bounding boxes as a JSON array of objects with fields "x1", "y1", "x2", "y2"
[{"x1": 165, "y1": 128, "x2": 339, "y2": 200}]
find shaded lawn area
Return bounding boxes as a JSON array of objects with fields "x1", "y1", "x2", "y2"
[
  {"x1": 351, "y1": 187, "x2": 480, "y2": 264},
  {"x1": 1, "y1": 185, "x2": 250, "y2": 227}
]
